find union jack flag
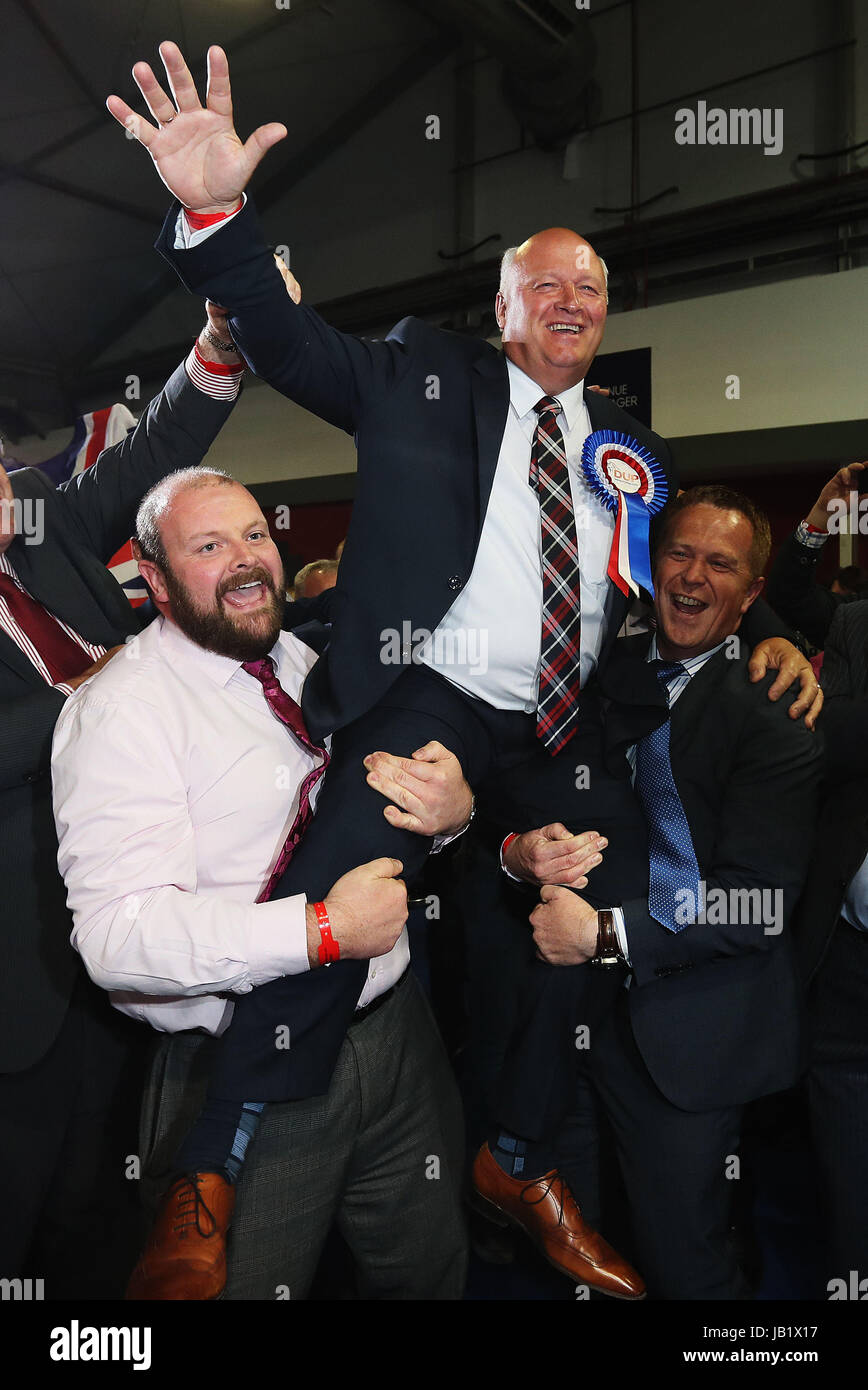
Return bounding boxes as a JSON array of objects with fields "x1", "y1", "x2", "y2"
[{"x1": 5, "y1": 403, "x2": 149, "y2": 608}]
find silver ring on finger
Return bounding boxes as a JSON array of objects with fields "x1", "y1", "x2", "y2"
[{"x1": 161, "y1": 113, "x2": 176, "y2": 125}]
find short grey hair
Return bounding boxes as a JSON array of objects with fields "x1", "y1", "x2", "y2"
[
  {"x1": 499, "y1": 244, "x2": 609, "y2": 302},
  {"x1": 136, "y1": 466, "x2": 237, "y2": 569}
]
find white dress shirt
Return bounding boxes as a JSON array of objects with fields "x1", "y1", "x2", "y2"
[
  {"x1": 418, "y1": 358, "x2": 617, "y2": 708},
  {"x1": 51, "y1": 616, "x2": 409, "y2": 1036}
]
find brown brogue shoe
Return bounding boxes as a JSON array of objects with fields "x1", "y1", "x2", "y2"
[
  {"x1": 126, "y1": 1171, "x2": 235, "y2": 1301},
  {"x1": 472, "y1": 1143, "x2": 645, "y2": 1299}
]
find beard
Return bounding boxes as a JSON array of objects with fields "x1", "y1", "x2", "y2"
[{"x1": 163, "y1": 562, "x2": 285, "y2": 662}]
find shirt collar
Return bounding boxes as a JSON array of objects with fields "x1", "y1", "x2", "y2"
[
  {"x1": 158, "y1": 615, "x2": 286, "y2": 690},
  {"x1": 648, "y1": 632, "x2": 728, "y2": 677},
  {"x1": 506, "y1": 356, "x2": 587, "y2": 434}
]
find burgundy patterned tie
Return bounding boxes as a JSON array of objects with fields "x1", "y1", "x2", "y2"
[
  {"x1": 0, "y1": 570, "x2": 94, "y2": 683},
  {"x1": 242, "y1": 655, "x2": 330, "y2": 903},
  {"x1": 530, "y1": 395, "x2": 582, "y2": 754}
]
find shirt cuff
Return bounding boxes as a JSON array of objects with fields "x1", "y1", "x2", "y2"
[
  {"x1": 795, "y1": 520, "x2": 829, "y2": 550},
  {"x1": 52, "y1": 682, "x2": 75, "y2": 697},
  {"x1": 245, "y1": 894, "x2": 311, "y2": 986},
  {"x1": 185, "y1": 344, "x2": 245, "y2": 401},
  {"x1": 174, "y1": 193, "x2": 247, "y2": 251},
  {"x1": 430, "y1": 796, "x2": 475, "y2": 853},
  {"x1": 500, "y1": 833, "x2": 524, "y2": 883},
  {"x1": 611, "y1": 906, "x2": 631, "y2": 964}
]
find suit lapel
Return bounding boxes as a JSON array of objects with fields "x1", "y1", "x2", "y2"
[
  {"x1": 667, "y1": 647, "x2": 733, "y2": 763},
  {"x1": 0, "y1": 625, "x2": 52, "y2": 686},
  {"x1": 596, "y1": 633, "x2": 670, "y2": 769},
  {"x1": 9, "y1": 529, "x2": 134, "y2": 647},
  {"x1": 471, "y1": 350, "x2": 510, "y2": 529}
]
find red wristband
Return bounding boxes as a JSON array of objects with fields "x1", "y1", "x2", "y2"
[
  {"x1": 501, "y1": 832, "x2": 520, "y2": 862},
  {"x1": 314, "y1": 901, "x2": 340, "y2": 966},
  {"x1": 802, "y1": 521, "x2": 826, "y2": 534},
  {"x1": 193, "y1": 342, "x2": 244, "y2": 376},
  {"x1": 184, "y1": 198, "x2": 243, "y2": 230}
]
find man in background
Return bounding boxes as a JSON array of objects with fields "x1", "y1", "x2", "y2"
[{"x1": 294, "y1": 558, "x2": 338, "y2": 599}]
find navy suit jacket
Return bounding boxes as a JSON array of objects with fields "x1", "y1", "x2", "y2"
[
  {"x1": 157, "y1": 200, "x2": 678, "y2": 743},
  {"x1": 596, "y1": 635, "x2": 823, "y2": 1108},
  {"x1": 497, "y1": 635, "x2": 823, "y2": 1134}
]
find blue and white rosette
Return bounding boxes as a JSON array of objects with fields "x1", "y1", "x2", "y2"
[{"x1": 581, "y1": 429, "x2": 668, "y2": 597}]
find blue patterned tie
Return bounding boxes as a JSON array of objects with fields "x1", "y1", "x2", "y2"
[{"x1": 634, "y1": 660, "x2": 702, "y2": 933}]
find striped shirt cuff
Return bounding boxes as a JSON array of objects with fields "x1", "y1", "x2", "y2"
[
  {"x1": 53, "y1": 682, "x2": 75, "y2": 697},
  {"x1": 185, "y1": 343, "x2": 245, "y2": 401},
  {"x1": 795, "y1": 520, "x2": 829, "y2": 550}
]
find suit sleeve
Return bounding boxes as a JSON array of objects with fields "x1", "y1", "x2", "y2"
[
  {"x1": 622, "y1": 687, "x2": 822, "y2": 985},
  {"x1": 0, "y1": 687, "x2": 68, "y2": 792},
  {"x1": 283, "y1": 587, "x2": 338, "y2": 628},
  {"x1": 56, "y1": 358, "x2": 237, "y2": 564},
  {"x1": 156, "y1": 200, "x2": 411, "y2": 434},
  {"x1": 818, "y1": 604, "x2": 868, "y2": 779},
  {"x1": 765, "y1": 531, "x2": 840, "y2": 649}
]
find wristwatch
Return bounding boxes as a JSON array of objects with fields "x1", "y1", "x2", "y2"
[{"x1": 590, "y1": 908, "x2": 626, "y2": 968}]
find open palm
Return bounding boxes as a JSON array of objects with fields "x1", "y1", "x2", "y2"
[{"x1": 106, "y1": 42, "x2": 286, "y2": 213}]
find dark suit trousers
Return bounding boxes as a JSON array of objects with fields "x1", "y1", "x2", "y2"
[
  {"x1": 500, "y1": 973, "x2": 749, "y2": 1300},
  {"x1": 0, "y1": 969, "x2": 147, "y2": 1297},
  {"x1": 206, "y1": 665, "x2": 540, "y2": 1102},
  {"x1": 460, "y1": 721, "x2": 648, "y2": 1147},
  {"x1": 580, "y1": 987, "x2": 748, "y2": 1300},
  {"x1": 807, "y1": 918, "x2": 868, "y2": 1278}
]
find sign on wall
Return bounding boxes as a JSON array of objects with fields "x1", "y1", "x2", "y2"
[{"x1": 586, "y1": 346, "x2": 652, "y2": 429}]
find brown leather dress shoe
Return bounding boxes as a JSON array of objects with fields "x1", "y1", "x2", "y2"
[
  {"x1": 126, "y1": 1172, "x2": 235, "y2": 1301},
  {"x1": 472, "y1": 1143, "x2": 645, "y2": 1299}
]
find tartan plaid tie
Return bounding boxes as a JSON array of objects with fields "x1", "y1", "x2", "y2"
[
  {"x1": 531, "y1": 395, "x2": 582, "y2": 755},
  {"x1": 242, "y1": 655, "x2": 330, "y2": 902}
]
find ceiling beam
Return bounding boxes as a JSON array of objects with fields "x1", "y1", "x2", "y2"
[
  {"x1": 0, "y1": 0, "x2": 329, "y2": 220},
  {"x1": 16, "y1": 0, "x2": 107, "y2": 115}
]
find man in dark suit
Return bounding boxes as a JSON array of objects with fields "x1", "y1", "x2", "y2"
[
  {"x1": 472, "y1": 487, "x2": 823, "y2": 1299},
  {"x1": 792, "y1": 601, "x2": 868, "y2": 1286},
  {"x1": 0, "y1": 343, "x2": 239, "y2": 1294},
  {"x1": 108, "y1": 45, "x2": 820, "y2": 1290}
]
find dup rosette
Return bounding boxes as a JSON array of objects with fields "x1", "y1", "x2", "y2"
[{"x1": 581, "y1": 429, "x2": 668, "y2": 597}]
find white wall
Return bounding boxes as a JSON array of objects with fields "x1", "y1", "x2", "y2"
[
  {"x1": 599, "y1": 263, "x2": 868, "y2": 439},
  {"x1": 13, "y1": 260, "x2": 866, "y2": 484}
]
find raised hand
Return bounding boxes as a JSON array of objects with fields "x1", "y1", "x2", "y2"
[
  {"x1": 106, "y1": 41, "x2": 286, "y2": 213},
  {"x1": 805, "y1": 460, "x2": 868, "y2": 534}
]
